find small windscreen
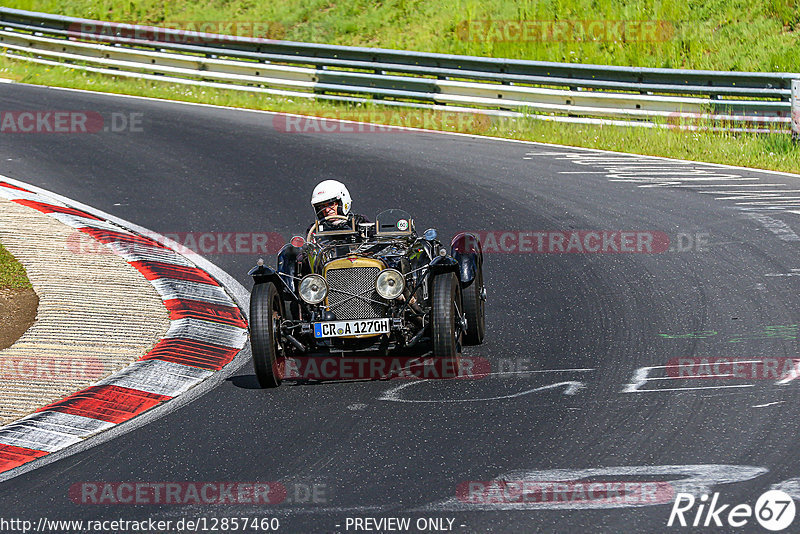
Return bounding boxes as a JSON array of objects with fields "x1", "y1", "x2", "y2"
[
  {"x1": 313, "y1": 218, "x2": 357, "y2": 239},
  {"x1": 375, "y1": 209, "x2": 415, "y2": 235}
]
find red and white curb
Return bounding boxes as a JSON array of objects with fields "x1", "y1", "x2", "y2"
[{"x1": 0, "y1": 178, "x2": 249, "y2": 477}]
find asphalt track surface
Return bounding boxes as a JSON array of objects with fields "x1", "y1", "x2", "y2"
[{"x1": 0, "y1": 83, "x2": 799, "y2": 533}]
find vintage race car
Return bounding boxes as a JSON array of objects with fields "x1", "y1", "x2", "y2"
[{"x1": 247, "y1": 209, "x2": 486, "y2": 387}]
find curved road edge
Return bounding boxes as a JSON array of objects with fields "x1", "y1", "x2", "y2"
[
  {"x1": 0, "y1": 175, "x2": 252, "y2": 484},
  {"x1": 0, "y1": 193, "x2": 171, "y2": 425}
]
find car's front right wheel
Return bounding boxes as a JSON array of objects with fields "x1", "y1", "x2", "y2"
[
  {"x1": 249, "y1": 281, "x2": 285, "y2": 388},
  {"x1": 431, "y1": 272, "x2": 463, "y2": 378},
  {"x1": 461, "y1": 261, "x2": 486, "y2": 345}
]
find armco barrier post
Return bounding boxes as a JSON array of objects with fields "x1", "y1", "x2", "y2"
[{"x1": 793, "y1": 80, "x2": 800, "y2": 141}]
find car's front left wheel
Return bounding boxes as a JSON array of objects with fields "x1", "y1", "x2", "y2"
[{"x1": 250, "y1": 281, "x2": 285, "y2": 388}]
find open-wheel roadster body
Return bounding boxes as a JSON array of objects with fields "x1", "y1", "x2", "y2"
[{"x1": 247, "y1": 209, "x2": 486, "y2": 387}]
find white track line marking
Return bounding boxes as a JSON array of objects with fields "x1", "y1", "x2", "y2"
[
  {"x1": 379, "y1": 380, "x2": 585, "y2": 403},
  {"x1": 752, "y1": 401, "x2": 784, "y2": 408}
]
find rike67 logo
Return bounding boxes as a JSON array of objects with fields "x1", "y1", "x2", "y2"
[{"x1": 668, "y1": 490, "x2": 796, "y2": 531}]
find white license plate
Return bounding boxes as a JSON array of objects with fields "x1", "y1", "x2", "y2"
[{"x1": 314, "y1": 318, "x2": 391, "y2": 338}]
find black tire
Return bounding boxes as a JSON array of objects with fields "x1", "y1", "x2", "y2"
[
  {"x1": 431, "y1": 272, "x2": 462, "y2": 378},
  {"x1": 461, "y1": 262, "x2": 486, "y2": 345},
  {"x1": 249, "y1": 282, "x2": 284, "y2": 388}
]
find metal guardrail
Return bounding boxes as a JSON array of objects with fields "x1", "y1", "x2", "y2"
[{"x1": 1, "y1": 7, "x2": 798, "y2": 133}]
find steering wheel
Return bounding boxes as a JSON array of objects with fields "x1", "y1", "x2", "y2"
[{"x1": 307, "y1": 215, "x2": 350, "y2": 243}]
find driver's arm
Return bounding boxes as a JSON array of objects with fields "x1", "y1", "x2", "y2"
[{"x1": 352, "y1": 213, "x2": 370, "y2": 226}]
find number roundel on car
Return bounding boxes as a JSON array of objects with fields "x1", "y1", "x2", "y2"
[{"x1": 397, "y1": 219, "x2": 409, "y2": 231}]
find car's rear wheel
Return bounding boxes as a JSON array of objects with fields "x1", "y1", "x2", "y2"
[
  {"x1": 461, "y1": 262, "x2": 485, "y2": 345},
  {"x1": 250, "y1": 282, "x2": 285, "y2": 388},
  {"x1": 431, "y1": 272, "x2": 462, "y2": 378}
]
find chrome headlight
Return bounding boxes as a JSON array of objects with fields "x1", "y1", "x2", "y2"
[
  {"x1": 299, "y1": 274, "x2": 328, "y2": 304},
  {"x1": 375, "y1": 268, "x2": 405, "y2": 299}
]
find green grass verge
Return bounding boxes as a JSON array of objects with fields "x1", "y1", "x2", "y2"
[
  {"x1": 2, "y1": 56, "x2": 799, "y2": 175},
  {"x1": 6, "y1": 0, "x2": 800, "y2": 71},
  {"x1": 0, "y1": 242, "x2": 32, "y2": 290}
]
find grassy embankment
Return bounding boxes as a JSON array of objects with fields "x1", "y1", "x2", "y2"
[
  {"x1": 1, "y1": 0, "x2": 800, "y2": 172},
  {"x1": 0, "y1": 242, "x2": 37, "y2": 350},
  {"x1": 0, "y1": 243, "x2": 32, "y2": 290}
]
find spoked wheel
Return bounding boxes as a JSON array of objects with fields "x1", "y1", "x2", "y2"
[
  {"x1": 461, "y1": 262, "x2": 486, "y2": 345},
  {"x1": 249, "y1": 282, "x2": 285, "y2": 388},
  {"x1": 431, "y1": 272, "x2": 463, "y2": 378}
]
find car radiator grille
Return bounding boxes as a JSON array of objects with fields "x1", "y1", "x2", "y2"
[{"x1": 325, "y1": 266, "x2": 388, "y2": 320}]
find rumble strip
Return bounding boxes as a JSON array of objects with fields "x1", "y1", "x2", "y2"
[{"x1": 0, "y1": 179, "x2": 248, "y2": 477}]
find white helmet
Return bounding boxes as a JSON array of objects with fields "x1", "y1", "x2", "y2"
[{"x1": 311, "y1": 180, "x2": 351, "y2": 218}]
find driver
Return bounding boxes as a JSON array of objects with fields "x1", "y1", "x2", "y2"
[{"x1": 308, "y1": 180, "x2": 369, "y2": 237}]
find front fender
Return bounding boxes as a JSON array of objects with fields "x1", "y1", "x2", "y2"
[
  {"x1": 428, "y1": 255, "x2": 459, "y2": 275},
  {"x1": 450, "y1": 232, "x2": 482, "y2": 284},
  {"x1": 249, "y1": 263, "x2": 282, "y2": 285},
  {"x1": 275, "y1": 244, "x2": 304, "y2": 300},
  {"x1": 249, "y1": 244, "x2": 302, "y2": 300}
]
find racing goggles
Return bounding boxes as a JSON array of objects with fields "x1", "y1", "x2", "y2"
[{"x1": 315, "y1": 199, "x2": 340, "y2": 216}]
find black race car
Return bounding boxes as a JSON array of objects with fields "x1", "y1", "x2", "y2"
[{"x1": 247, "y1": 209, "x2": 485, "y2": 387}]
